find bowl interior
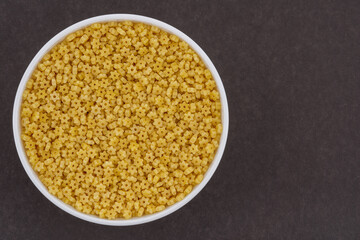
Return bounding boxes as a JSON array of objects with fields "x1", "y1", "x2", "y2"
[{"x1": 13, "y1": 14, "x2": 229, "y2": 226}]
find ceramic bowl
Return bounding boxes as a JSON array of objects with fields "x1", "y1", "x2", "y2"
[{"x1": 12, "y1": 14, "x2": 229, "y2": 226}]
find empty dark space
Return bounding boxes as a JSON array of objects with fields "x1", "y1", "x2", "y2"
[{"x1": 1, "y1": 0, "x2": 360, "y2": 239}]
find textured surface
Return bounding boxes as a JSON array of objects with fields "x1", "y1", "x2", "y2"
[{"x1": 1, "y1": 0, "x2": 360, "y2": 239}]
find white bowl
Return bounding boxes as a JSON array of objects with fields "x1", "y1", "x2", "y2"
[{"x1": 12, "y1": 14, "x2": 229, "y2": 226}]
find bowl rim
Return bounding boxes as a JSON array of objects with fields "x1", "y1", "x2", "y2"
[{"x1": 12, "y1": 14, "x2": 229, "y2": 226}]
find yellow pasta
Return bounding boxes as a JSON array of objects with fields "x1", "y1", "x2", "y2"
[{"x1": 21, "y1": 21, "x2": 222, "y2": 219}]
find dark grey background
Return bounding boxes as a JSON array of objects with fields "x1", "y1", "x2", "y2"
[{"x1": 1, "y1": 0, "x2": 360, "y2": 239}]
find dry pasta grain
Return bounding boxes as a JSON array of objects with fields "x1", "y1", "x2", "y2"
[{"x1": 21, "y1": 21, "x2": 222, "y2": 219}]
